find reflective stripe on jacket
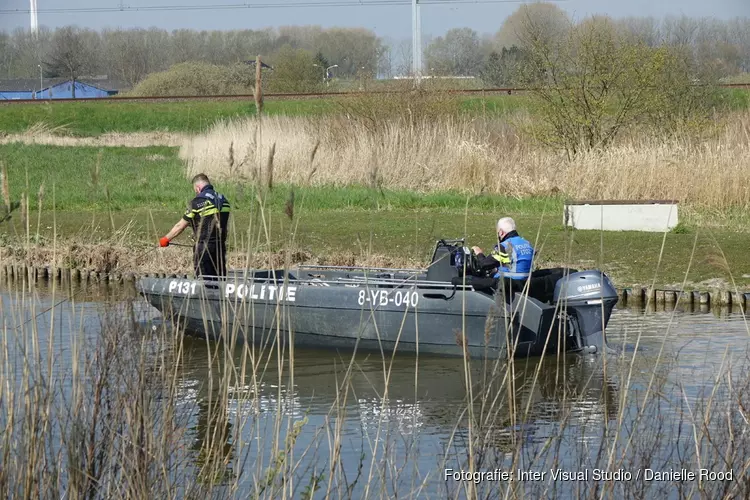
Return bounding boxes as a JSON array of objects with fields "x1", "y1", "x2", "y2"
[{"x1": 491, "y1": 234, "x2": 534, "y2": 280}]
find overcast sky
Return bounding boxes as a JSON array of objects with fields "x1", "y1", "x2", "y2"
[{"x1": 1, "y1": 0, "x2": 748, "y2": 40}]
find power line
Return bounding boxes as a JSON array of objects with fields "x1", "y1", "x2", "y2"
[{"x1": 0, "y1": 0, "x2": 562, "y2": 15}]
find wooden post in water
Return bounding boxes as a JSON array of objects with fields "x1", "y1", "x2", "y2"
[
  {"x1": 630, "y1": 287, "x2": 644, "y2": 307},
  {"x1": 691, "y1": 291, "x2": 701, "y2": 309},
  {"x1": 699, "y1": 292, "x2": 710, "y2": 307},
  {"x1": 678, "y1": 291, "x2": 693, "y2": 311}
]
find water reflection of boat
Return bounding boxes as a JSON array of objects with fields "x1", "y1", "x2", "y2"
[{"x1": 176, "y1": 340, "x2": 620, "y2": 462}]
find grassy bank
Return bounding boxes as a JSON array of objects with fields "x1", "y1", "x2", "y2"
[
  {"x1": 0, "y1": 94, "x2": 525, "y2": 137},
  {"x1": 3, "y1": 206, "x2": 750, "y2": 290},
  {"x1": 1, "y1": 142, "x2": 750, "y2": 288}
]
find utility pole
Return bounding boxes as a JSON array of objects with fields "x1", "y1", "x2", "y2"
[
  {"x1": 411, "y1": 0, "x2": 421, "y2": 87},
  {"x1": 417, "y1": 0, "x2": 422, "y2": 82},
  {"x1": 29, "y1": 0, "x2": 38, "y2": 38}
]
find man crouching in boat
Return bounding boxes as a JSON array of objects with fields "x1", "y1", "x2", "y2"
[
  {"x1": 471, "y1": 217, "x2": 534, "y2": 286},
  {"x1": 159, "y1": 173, "x2": 231, "y2": 280}
]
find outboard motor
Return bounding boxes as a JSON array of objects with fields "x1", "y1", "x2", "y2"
[{"x1": 553, "y1": 270, "x2": 618, "y2": 354}]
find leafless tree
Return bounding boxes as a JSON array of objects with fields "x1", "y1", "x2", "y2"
[
  {"x1": 44, "y1": 26, "x2": 94, "y2": 97},
  {"x1": 494, "y1": 2, "x2": 570, "y2": 50},
  {"x1": 104, "y1": 29, "x2": 152, "y2": 87},
  {"x1": 424, "y1": 28, "x2": 488, "y2": 76}
]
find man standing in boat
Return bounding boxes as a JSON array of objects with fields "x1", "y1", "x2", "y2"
[
  {"x1": 159, "y1": 173, "x2": 231, "y2": 280},
  {"x1": 472, "y1": 217, "x2": 534, "y2": 281}
]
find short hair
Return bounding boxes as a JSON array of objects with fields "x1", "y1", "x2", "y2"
[
  {"x1": 191, "y1": 173, "x2": 210, "y2": 185},
  {"x1": 497, "y1": 217, "x2": 516, "y2": 233}
]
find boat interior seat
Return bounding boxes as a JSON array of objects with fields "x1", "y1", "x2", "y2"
[
  {"x1": 451, "y1": 268, "x2": 579, "y2": 304},
  {"x1": 525, "y1": 268, "x2": 579, "y2": 304},
  {"x1": 425, "y1": 245, "x2": 459, "y2": 283},
  {"x1": 251, "y1": 269, "x2": 297, "y2": 283}
]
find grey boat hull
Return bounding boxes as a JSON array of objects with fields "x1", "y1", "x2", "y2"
[{"x1": 137, "y1": 265, "x2": 601, "y2": 359}]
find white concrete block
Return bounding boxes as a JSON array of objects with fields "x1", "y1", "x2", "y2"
[{"x1": 564, "y1": 200, "x2": 679, "y2": 232}]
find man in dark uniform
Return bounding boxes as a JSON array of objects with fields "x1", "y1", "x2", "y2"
[
  {"x1": 466, "y1": 216, "x2": 535, "y2": 299},
  {"x1": 159, "y1": 173, "x2": 231, "y2": 280},
  {"x1": 471, "y1": 217, "x2": 534, "y2": 281}
]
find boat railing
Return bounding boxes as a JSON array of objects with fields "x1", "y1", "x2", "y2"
[
  {"x1": 326, "y1": 276, "x2": 472, "y2": 289},
  {"x1": 296, "y1": 265, "x2": 427, "y2": 274},
  {"x1": 224, "y1": 272, "x2": 471, "y2": 289}
]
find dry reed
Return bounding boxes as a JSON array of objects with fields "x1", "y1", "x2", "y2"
[
  {"x1": 180, "y1": 111, "x2": 750, "y2": 210},
  {"x1": 2, "y1": 187, "x2": 750, "y2": 499}
]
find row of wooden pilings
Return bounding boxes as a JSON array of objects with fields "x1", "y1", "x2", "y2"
[
  {"x1": 615, "y1": 286, "x2": 748, "y2": 313},
  {"x1": 0, "y1": 263, "x2": 748, "y2": 313},
  {"x1": 0, "y1": 264, "x2": 189, "y2": 287}
]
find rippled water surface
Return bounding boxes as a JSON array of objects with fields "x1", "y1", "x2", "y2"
[{"x1": 2, "y1": 280, "x2": 749, "y2": 498}]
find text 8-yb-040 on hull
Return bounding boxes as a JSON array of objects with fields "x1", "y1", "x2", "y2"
[{"x1": 137, "y1": 239, "x2": 619, "y2": 359}]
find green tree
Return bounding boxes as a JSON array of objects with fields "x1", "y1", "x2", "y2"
[
  {"x1": 517, "y1": 15, "x2": 709, "y2": 156},
  {"x1": 311, "y1": 28, "x2": 383, "y2": 78},
  {"x1": 313, "y1": 51, "x2": 329, "y2": 69},
  {"x1": 265, "y1": 45, "x2": 322, "y2": 93},
  {"x1": 128, "y1": 61, "x2": 249, "y2": 96},
  {"x1": 480, "y1": 46, "x2": 526, "y2": 86},
  {"x1": 424, "y1": 28, "x2": 487, "y2": 76},
  {"x1": 494, "y1": 2, "x2": 569, "y2": 50}
]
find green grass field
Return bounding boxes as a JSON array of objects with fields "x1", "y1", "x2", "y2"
[
  {"x1": 1, "y1": 88, "x2": 746, "y2": 137},
  {"x1": 1, "y1": 143, "x2": 749, "y2": 289},
  {"x1": 0, "y1": 143, "x2": 561, "y2": 212},
  {"x1": 0, "y1": 94, "x2": 526, "y2": 137}
]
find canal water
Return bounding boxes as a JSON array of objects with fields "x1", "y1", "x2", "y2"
[{"x1": 1, "y1": 280, "x2": 748, "y2": 499}]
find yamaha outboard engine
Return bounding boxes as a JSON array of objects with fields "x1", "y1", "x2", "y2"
[{"x1": 553, "y1": 270, "x2": 618, "y2": 354}]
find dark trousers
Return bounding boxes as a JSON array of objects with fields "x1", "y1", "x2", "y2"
[{"x1": 193, "y1": 242, "x2": 226, "y2": 280}]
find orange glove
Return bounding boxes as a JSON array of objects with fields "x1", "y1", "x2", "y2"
[{"x1": 159, "y1": 237, "x2": 170, "y2": 248}]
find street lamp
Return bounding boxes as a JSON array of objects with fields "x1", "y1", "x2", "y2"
[{"x1": 314, "y1": 63, "x2": 338, "y2": 86}]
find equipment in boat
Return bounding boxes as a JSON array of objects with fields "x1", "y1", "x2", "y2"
[{"x1": 137, "y1": 238, "x2": 618, "y2": 358}]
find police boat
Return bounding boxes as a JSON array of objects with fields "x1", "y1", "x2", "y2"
[{"x1": 137, "y1": 239, "x2": 619, "y2": 359}]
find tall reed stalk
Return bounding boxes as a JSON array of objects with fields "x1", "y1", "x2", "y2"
[{"x1": 180, "y1": 111, "x2": 750, "y2": 210}]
